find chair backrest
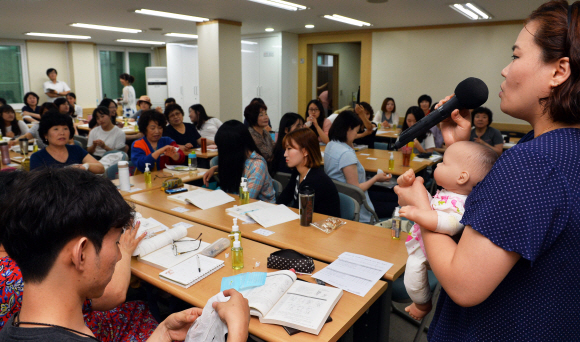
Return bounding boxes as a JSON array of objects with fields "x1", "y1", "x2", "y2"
[
  {"x1": 73, "y1": 139, "x2": 82, "y2": 148},
  {"x1": 338, "y1": 192, "x2": 360, "y2": 222},
  {"x1": 73, "y1": 135, "x2": 88, "y2": 149},
  {"x1": 102, "y1": 150, "x2": 128, "y2": 161},
  {"x1": 274, "y1": 172, "x2": 292, "y2": 189},
  {"x1": 210, "y1": 156, "x2": 218, "y2": 168},
  {"x1": 272, "y1": 179, "x2": 283, "y2": 200},
  {"x1": 332, "y1": 179, "x2": 379, "y2": 224},
  {"x1": 374, "y1": 142, "x2": 389, "y2": 151}
]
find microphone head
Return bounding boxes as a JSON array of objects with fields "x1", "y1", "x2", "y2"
[{"x1": 454, "y1": 77, "x2": 489, "y2": 109}]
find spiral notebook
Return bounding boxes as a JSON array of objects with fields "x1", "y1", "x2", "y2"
[{"x1": 159, "y1": 255, "x2": 224, "y2": 288}]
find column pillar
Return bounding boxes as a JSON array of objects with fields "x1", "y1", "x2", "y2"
[{"x1": 197, "y1": 19, "x2": 242, "y2": 122}]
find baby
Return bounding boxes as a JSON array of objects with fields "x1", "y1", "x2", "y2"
[{"x1": 397, "y1": 141, "x2": 498, "y2": 320}]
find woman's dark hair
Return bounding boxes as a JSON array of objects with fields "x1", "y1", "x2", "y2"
[
  {"x1": 38, "y1": 111, "x2": 75, "y2": 145},
  {"x1": 527, "y1": 0, "x2": 580, "y2": 124},
  {"x1": 381, "y1": 97, "x2": 396, "y2": 113},
  {"x1": 0, "y1": 168, "x2": 134, "y2": 283},
  {"x1": 329, "y1": 111, "x2": 362, "y2": 143},
  {"x1": 471, "y1": 106, "x2": 493, "y2": 126},
  {"x1": 91, "y1": 106, "x2": 112, "y2": 127},
  {"x1": 165, "y1": 98, "x2": 176, "y2": 106},
  {"x1": 119, "y1": 73, "x2": 135, "y2": 84},
  {"x1": 46, "y1": 68, "x2": 57, "y2": 76},
  {"x1": 244, "y1": 102, "x2": 267, "y2": 127},
  {"x1": 0, "y1": 98, "x2": 6, "y2": 106},
  {"x1": 39, "y1": 102, "x2": 56, "y2": 116},
  {"x1": 23, "y1": 92, "x2": 40, "y2": 107},
  {"x1": 417, "y1": 94, "x2": 432, "y2": 107},
  {"x1": 164, "y1": 104, "x2": 184, "y2": 122},
  {"x1": 66, "y1": 93, "x2": 76, "y2": 117},
  {"x1": 53, "y1": 97, "x2": 75, "y2": 118},
  {"x1": 305, "y1": 99, "x2": 326, "y2": 137},
  {"x1": 215, "y1": 120, "x2": 260, "y2": 194},
  {"x1": 138, "y1": 110, "x2": 166, "y2": 134},
  {"x1": 0, "y1": 105, "x2": 21, "y2": 137},
  {"x1": 402, "y1": 106, "x2": 428, "y2": 142},
  {"x1": 250, "y1": 98, "x2": 265, "y2": 105},
  {"x1": 359, "y1": 102, "x2": 374, "y2": 117},
  {"x1": 67, "y1": 92, "x2": 76, "y2": 100},
  {"x1": 190, "y1": 104, "x2": 212, "y2": 130},
  {"x1": 98, "y1": 98, "x2": 117, "y2": 120},
  {"x1": 270, "y1": 113, "x2": 304, "y2": 175}
]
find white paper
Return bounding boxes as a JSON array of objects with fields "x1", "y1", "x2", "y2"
[
  {"x1": 185, "y1": 292, "x2": 229, "y2": 342},
  {"x1": 429, "y1": 155, "x2": 442, "y2": 162},
  {"x1": 253, "y1": 228, "x2": 275, "y2": 236},
  {"x1": 312, "y1": 252, "x2": 393, "y2": 297},
  {"x1": 128, "y1": 187, "x2": 143, "y2": 193},
  {"x1": 137, "y1": 218, "x2": 169, "y2": 238},
  {"x1": 247, "y1": 205, "x2": 299, "y2": 228},
  {"x1": 169, "y1": 189, "x2": 234, "y2": 210},
  {"x1": 366, "y1": 157, "x2": 378, "y2": 160},
  {"x1": 241, "y1": 270, "x2": 297, "y2": 318},
  {"x1": 139, "y1": 239, "x2": 210, "y2": 269},
  {"x1": 171, "y1": 207, "x2": 190, "y2": 213},
  {"x1": 359, "y1": 153, "x2": 370, "y2": 156},
  {"x1": 173, "y1": 222, "x2": 193, "y2": 229},
  {"x1": 412, "y1": 157, "x2": 425, "y2": 162},
  {"x1": 133, "y1": 226, "x2": 188, "y2": 257}
]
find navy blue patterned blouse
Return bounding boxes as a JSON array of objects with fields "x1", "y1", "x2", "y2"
[{"x1": 428, "y1": 128, "x2": 580, "y2": 341}]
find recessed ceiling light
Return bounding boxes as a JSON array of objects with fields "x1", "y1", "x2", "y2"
[
  {"x1": 241, "y1": 40, "x2": 258, "y2": 45},
  {"x1": 25, "y1": 32, "x2": 91, "y2": 39},
  {"x1": 135, "y1": 9, "x2": 209, "y2": 22},
  {"x1": 248, "y1": 0, "x2": 307, "y2": 11},
  {"x1": 305, "y1": 24, "x2": 315, "y2": 29},
  {"x1": 241, "y1": 50, "x2": 255, "y2": 53},
  {"x1": 450, "y1": 3, "x2": 492, "y2": 20},
  {"x1": 165, "y1": 33, "x2": 198, "y2": 39},
  {"x1": 265, "y1": 28, "x2": 275, "y2": 32},
  {"x1": 70, "y1": 23, "x2": 141, "y2": 33},
  {"x1": 323, "y1": 14, "x2": 372, "y2": 27},
  {"x1": 116, "y1": 39, "x2": 165, "y2": 45}
]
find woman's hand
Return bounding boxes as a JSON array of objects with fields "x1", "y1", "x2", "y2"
[
  {"x1": 120, "y1": 221, "x2": 147, "y2": 256},
  {"x1": 382, "y1": 120, "x2": 391, "y2": 128},
  {"x1": 203, "y1": 165, "x2": 217, "y2": 186},
  {"x1": 374, "y1": 172, "x2": 392, "y2": 183},
  {"x1": 308, "y1": 115, "x2": 319, "y2": 128},
  {"x1": 163, "y1": 145, "x2": 179, "y2": 160},
  {"x1": 5, "y1": 131, "x2": 14, "y2": 138},
  {"x1": 184, "y1": 143, "x2": 194, "y2": 150},
  {"x1": 394, "y1": 176, "x2": 430, "y2": 209},
  {"x1": 436, "y1": 95, "x2": 471, "y2": 146}
]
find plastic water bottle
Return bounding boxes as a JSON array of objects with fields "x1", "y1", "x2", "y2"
[{"x1": 188, "y1": 152, "x2": 197, "y2": 171}]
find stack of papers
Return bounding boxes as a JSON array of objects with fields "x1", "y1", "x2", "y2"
[
  {"x1": 167, "y1": 189, "x2": 234, "y2": 210},
  {"x1": 313, "y1": 252, "x2": 393, "y2": 297},
  {"x1": 226, "y1": 202, "x2": 299, "y2": 228}
]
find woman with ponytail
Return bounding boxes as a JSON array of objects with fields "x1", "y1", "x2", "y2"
[
  {"x1": 119, "y1": 73, "x2": 137, "y2": 118},
  {"x1": 395, "y1": 1, "x2": 580, "y2": 340}
]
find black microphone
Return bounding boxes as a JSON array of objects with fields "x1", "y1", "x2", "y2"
[{"x1": 393, "y1": 77, "x2": 488, "y2": 150}]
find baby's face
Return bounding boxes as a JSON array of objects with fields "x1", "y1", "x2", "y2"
[{"x1": 433, "y1": 141, "x2": 480, "y2": 191}]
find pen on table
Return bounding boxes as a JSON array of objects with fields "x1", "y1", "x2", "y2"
[{"x1": 196, "y1": 254, "x2": 201, "y2": 273}]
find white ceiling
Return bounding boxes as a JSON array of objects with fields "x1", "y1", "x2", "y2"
[{"x1": 0, "y1": 0, "x2": 548, "y2": 45}]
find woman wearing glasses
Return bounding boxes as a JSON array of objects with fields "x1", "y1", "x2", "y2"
[{"x1": 305, "y1": 99, "x2": 331, "y2": 144}]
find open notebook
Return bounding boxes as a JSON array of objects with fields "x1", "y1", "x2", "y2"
[
  {"x1": 134, "y1": 226, "x2": 210, "y2": 270},
  {"x1": 159, "y1": 255, "x2": 224, "y2": 288},
  {"x1": 240, "y1": 270, "x2": 342, "y2": 335},
  {"x1": 226, "y1": 202, "x2": 299, "y2": 228},
  {"x1": 167, "y1": 189, "x2": 234, "y2": 210}
]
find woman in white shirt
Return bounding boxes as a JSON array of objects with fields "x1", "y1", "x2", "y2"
[
  {"x1": 118, "y1": 73, "x2": 137, "y2": 119},
  {"x1": 87, "y1": 106, "x2": 127, "y2": 158},
  {"x1": 66, "y1": 93, "x2": 83, "y2": 119},
  {"x1": 1, "y1": 105, "x2": 29, "y2": 144},
  {"x1": 189, "y1": 104, "x2": 222, "y2": 142},
  {"x1": 372, "y1": 97, "x2": 399, "y2": 128}
]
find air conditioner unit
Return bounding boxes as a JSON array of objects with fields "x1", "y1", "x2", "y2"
[{"x1": 145, "y1": 67, "x2": 168, "y2": 109}]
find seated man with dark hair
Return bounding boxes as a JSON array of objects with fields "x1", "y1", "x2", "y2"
[{"x1": 0, "y1": 168, "x2": 250, "y2": 342}]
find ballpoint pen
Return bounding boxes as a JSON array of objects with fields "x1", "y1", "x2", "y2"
[{"x1": 196, "y1": 254, "x2": 201, "y2": 273}]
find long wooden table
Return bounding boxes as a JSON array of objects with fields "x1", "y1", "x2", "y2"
[
  {"x1": 112, "y1": 169, "x2": 208, "y2": 196},
  {"x1": 132, "y1": 204, "x2": 388, "y2": 342},
  {"x1": 375, "y1": 128, "x2": 401, "y2": 139},
  {"x1": 127, "y1": 185, "x2": 408, "y2": 282}
]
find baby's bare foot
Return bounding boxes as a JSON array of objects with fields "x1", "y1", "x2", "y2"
[{"x1": 405, "y1": 301, "x2": 432, "y2": 321}]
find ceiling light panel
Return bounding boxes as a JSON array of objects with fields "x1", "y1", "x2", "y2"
[
  {"x1": 117, "y1": 39, "x2": 165, "y2": 45},
  {"x1": 323, "y1": 14, "x2": 372, "y2": 27},
  {"x1": 248, "y1": 0, "x2": 307, "y2": 11},
  {"x1": 165, "y1": 33, "x2": 198, "y2": 39},
  {"x1": 135, "y1": 9, "x2": 209, "y2": 22},
  {"x1": 241, "y1": 40, "x2": 258, "y2": 45},
  {"x1": 26, "y1": 32, "x2": 91, "y2": 39},
  {"x1": 450, "y1": 3, "x2": 492, "y2": 20},
  {"x1": 70, "y1": 23, "x2": 141, "y2": 33}
]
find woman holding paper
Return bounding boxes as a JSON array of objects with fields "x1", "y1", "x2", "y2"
[
  {"x1": 395, "y1": 2, "x2": 580, "y2": 340},
  {"x1": 203, "y1": 120, "x2": 276, "y2": 203},
  {"x1": 131, "y1": 110, "x2": 186, "y2": 172},
  {"x1": 277, "y1": 128, "x2": 340, "y2": 217}
]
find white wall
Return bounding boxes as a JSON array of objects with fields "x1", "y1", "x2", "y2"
[
  {"x1": 68, "y1": 43, "x2": 99, "y2": 108},
  {"x1": 311, "y1": 43, "x2": 361, "y2": 110},
  {"x1": 281, "y1": 32, "x2": 299, "y2": 115},
  {"x1": 26, "y1": 41, "x2": 70, "y2": 104},
  {"x1": 371, "y1": 23, "x2": 524, "y2": 124}
]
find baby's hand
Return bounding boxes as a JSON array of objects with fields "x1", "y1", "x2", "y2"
[
  {"x1": 397, "y1": 169, "x2": 416, "y2": 187},
  {"x1": 399, "y1": 205, "x2": 418, "y2": 221}
]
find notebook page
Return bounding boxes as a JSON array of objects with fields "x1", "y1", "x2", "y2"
[
  {"x1": 136, "y1": 218, "x2": 169, "y2": 238},
  {"x1": 240, "y1": 270, "x2": 296, "y2": 318},
  {"x1": 184, "y1": 190, "x2": 235, "y2": 210},
  {"x1": 133, "y1": 226, "x2": 188, "y2": 257},
  {"x1": 159, "y1": 255, "x2": 224, "y2": 286},
  {"x1": 263, "y1": 281, "x2": 342, "y2": 334},
  {"x1": 312, "y1": 252, "x2": 393, "y2": 297},
  {"x1": 246, "y1": 205, "x2": 299, "y2": 228},
  {"x1": 139, "y1": 239, "x2": 210, "y2": 270}
]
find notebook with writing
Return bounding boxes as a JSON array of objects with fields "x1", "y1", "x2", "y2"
[{"x1": 159, "y1": 255, "x2": 224, "y2": 288}]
